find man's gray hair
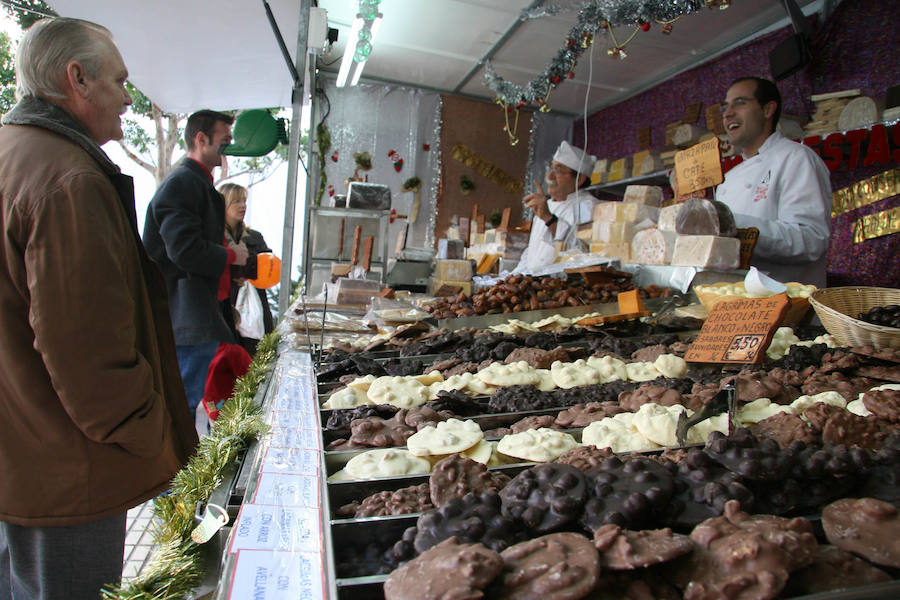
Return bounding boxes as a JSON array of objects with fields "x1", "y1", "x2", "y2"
[{"x1": 16, "y1": 18, "x2": 114, "y2": 101}]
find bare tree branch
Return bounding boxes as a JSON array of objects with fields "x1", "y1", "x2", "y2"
[{"x1": 116, "y1": 141, "x2": 154, "y2": 172}]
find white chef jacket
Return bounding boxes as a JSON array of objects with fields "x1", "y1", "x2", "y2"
[
  {"x1": 715, "y1": 131, "x2": 832, "y2": 288},
  {"x1": 514, "y1": 191, "x2": 594, "y2": 273}
]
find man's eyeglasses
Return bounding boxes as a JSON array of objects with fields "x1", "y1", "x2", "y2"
[
  {"x1": 720, "y1": 97, "x2": 758, "y2": 114},
  {"x1": 547, "y1": 163, "x2": 574, "y2": 175}
]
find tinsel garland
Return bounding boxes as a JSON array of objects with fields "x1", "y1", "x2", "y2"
[
  {"x1": 315, "y1": 123, "x2": 331, "y2": 207},
  {"x1": 483, "y1": 0, "x2": 718, "y2": 108},
  {"x1": 102, "y1": 332, "x2": 280, "y2": 600}
]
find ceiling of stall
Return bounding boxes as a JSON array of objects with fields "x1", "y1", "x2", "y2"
[{"x1": 318, "y1": 0, "x2": 825, "y2": 116}]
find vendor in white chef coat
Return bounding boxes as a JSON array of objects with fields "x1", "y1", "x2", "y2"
[
  {"x1": 514, "y1": 141, "x2": 596, "y2": 273},
  {"x1": 715, "y1": 76, "x2": 832, "y2": 288}
]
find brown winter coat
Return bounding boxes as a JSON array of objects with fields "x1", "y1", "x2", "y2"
[{"x1": 0, "y1": 97, "x2": 199, "y2": 526}]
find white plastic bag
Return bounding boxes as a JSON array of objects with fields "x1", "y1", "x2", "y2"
[{"x1": 235, "y1": 280, "x2": 265, "y2": 339}]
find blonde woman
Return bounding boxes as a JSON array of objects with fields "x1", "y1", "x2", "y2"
[{"x1": 220, "y1": 183, "x2": 274, "y2": 354}]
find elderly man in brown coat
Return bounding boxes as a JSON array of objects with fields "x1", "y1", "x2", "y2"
[{"x1": 0, "y1": 18, "x2": 198, "y2": 599}]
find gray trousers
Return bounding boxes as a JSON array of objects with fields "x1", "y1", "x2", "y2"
[{"x1": 0, "y1": 512, "x2": 126, "y2": 600}]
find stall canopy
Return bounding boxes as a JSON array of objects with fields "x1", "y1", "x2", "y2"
[
  {"x1": 49, "y1": 0, "x2": 303, "y2": 113},
  {"x1": 49, "y1": 0, "x2": 823, "y2": 116}
]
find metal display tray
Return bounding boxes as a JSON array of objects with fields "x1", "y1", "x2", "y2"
[{"x1": 323, "y1": 461, "x2": 900, "y2": 600}]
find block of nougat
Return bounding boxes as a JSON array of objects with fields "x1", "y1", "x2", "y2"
[
  {"x1": 592, "y1": 158, "x2": 609, "y2": 175},
  {"x1": 675, "y1": 197, "x2": 738, "y2": 237},
  {"x1": 590, "y1": 242, "x2": 631, "y2": 261},
  {"x1": 434, "y1": 259, "x2": 473, "y2": 282},
  {"x1": 575, "y1": 224, "x2": 593, "y2": 241},
  {"x1": 607, "y1": 156, "x2": 633, "y2": 182},
  {"x1": 623, "y1": 185, "x2": 663, "y2": 206},
  {"x1": 592, "y1": 201, "x2": 625, "y2": 223},
  {"x1": 671, "y1": 235, "x2": 741, "y2": 270},
  {"x1": 638, "y1": 153, "x2": 664, "y2": 176},
  {"x1": 622, "y1": 202, "x2": 660, "y2": 227},
  {"x1": 631, "y1": 228, "x2": 676, "y2": 265},
  {"x1": 591, "y1": 221, "x2": 635, "y2": 244},
  {"x1": 658, "y1": 204, "x2": 681, "y2": 232}
]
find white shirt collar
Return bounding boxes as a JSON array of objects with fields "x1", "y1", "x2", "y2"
[{"x1": 742, "y1": 130, "x2": 784, "y2": 159}]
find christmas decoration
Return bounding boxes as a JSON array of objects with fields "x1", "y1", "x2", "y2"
[
  {"x1": 102, "y1": 333, "x2": 279, "y2": 600},
  {"x1": 352, "y1": 151, "x2": 373, "y2": 181},
  {"x1": 353, "y1": 151, "x2": 372, "y2": 171},
  {"x1": 422, "y1": 142, "x2": 431, "y2": 151},
  {"x1": 450, "y1": 143, "x2": 523, "y2": 195},
  {"x1": 315, "y1": 122, "x2": 331, "y2": 206},
  {"x1": 331, "y1": 150, "x2": 339, "y2": 162},
  {"x1": 483, "y1": 0, "x2": 732, "y2": 119},
  {"x1": 459, "y1": 174, "x2": 475, "y2": 196},
  {"x1": 387, "y1": 149, "x2": 404, "y2": 172}
]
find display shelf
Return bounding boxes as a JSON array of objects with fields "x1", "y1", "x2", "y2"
[
  {"x1": 585, "y1": 169, "x2": 670, "y2": 196},
  {"x1": 305, "y1": 206, "x2": 391, "y2": 289}
]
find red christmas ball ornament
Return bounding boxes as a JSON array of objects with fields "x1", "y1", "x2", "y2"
[
  {"x1": 662, "y1": 23, "x2": 674, "y2": 34},
  {"x1": 640, "y1": 22, "x2": 650, "y2": 32},
  {"x1": 567, "y1": 71, "x2": 575, "y2": 79},
  {"x1": 599, "y1": 20, "x2": 609, "y2": 29},
  {"x1": 551, "y1": 75, "x2": 561, "y2": 85},
  {"x1": 566, "y1": 38, "x2": 576, "y2": 49}
]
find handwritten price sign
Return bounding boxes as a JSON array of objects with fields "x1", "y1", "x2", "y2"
[
  {"x1": 685, "y1": 295, "x2": 789, "y2": 364},
  {"x1": 675, "y1": 137, "x2": 724, "y2": 196}
]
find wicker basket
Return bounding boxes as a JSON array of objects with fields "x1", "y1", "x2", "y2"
[
  {"x1": 693, "y1": 282, "x2": 812, "y2": 326},
  {"x1": 808, "y1": 286, "x2": 900, "y2": 349}
]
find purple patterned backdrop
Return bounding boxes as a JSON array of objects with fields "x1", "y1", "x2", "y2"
[{"x1": 574, "y1": 0, "x2": 899, "y2": 288}]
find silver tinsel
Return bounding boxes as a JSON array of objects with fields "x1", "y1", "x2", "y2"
[
  {"x1": 485, "y1": 0, "x2": 710, "y2": 107},
  {"x1": 425, "y1": 96, "x2": 442, "y2": 249}
]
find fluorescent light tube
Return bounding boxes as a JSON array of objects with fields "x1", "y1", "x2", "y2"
[{"x1": 335, "y1": 16, "x2": 363, "y2": 87}]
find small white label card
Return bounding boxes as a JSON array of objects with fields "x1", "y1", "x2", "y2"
[
  {"x1": 260, "y1": 447, "x2": 319, "y2": 476},
  {"x1": 252, "y1": 473, "x2": 320, "y2": 509},
  {"x1": 229, "y1": 504, "x2": 321, "y2": 553},
  {"x1": 270, "y1": 385, "x2": 317, "y2": 414},
  {"x1": 227, "y1": 549, "x2": 325, "y2": 600},
  {"x1": 267, "y1": 424, "x2": 321, "y2": 450}
]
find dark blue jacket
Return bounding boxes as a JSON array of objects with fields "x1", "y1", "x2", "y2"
[{"x1": 142, "y1": 159, "x2": 234, "y2": 345}]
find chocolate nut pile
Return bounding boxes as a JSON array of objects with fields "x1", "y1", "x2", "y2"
[{"x1": 424, "y1": 274, "x2": 673, "y2": 319}]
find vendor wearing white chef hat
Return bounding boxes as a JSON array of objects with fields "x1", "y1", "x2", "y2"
[{"x1": 514, "y1": 140, "x2": 596, "y2": 273}]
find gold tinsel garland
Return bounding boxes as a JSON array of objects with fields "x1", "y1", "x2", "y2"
[
  {"x1": 450, "y1": 143, "x2": 524, "y2": 195},
  {"x1": 832, "y1": 168, "x2": 900, "y2": 217},
  {"x1": 102, "y1": 332, "x2": 279, "y2": 600},
  {"x1": 853, "y1": 205, "x2": 900, "y2": 243}
]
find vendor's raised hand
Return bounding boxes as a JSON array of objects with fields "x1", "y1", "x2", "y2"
[{"x1": 524, "y1": 180, "x2": 552, "y2": 221}]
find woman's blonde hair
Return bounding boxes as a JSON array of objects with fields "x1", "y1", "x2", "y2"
[{"x1": 219, "y1": 182, "x2": 248, "y2": 207}]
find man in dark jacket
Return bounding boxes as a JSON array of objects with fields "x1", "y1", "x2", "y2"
[
  {"x1": 143, "y1": 110, "x2": 247, "y2": 423},
  {"x1": 0, "y1": 18, "x2": 198, "y2": 599}
]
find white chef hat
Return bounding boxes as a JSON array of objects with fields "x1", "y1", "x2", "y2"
[{"x1": 552, "y1": 140, "x2": 596, "y2": 176}]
